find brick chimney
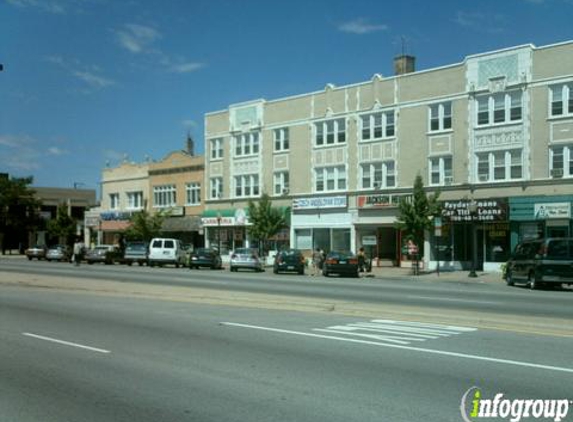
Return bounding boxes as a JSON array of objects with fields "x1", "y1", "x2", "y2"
[{"x1": 394, "y1": 55, "x2": 415, "y2": 76}]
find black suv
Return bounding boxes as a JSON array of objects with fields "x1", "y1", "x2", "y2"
[{"x1": 505, "y1": 238, "x2": 573, "y2": 289}]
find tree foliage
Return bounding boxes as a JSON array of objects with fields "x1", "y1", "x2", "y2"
[
  {"x1": 247, "y1": 193, "x2": 287, "y2": 255},
  {"x1": 47, "y1": 204, "x2": 77, "y2": 245},
  {"x1": 0, "y1": 175, "x2": 42, "y2": 252},
  {"x1": 123, "y1": 210, "x2": 166, "y2": 241},
  {"x1": 395, "y1": 174, "x2": 441, "y2": 254}
]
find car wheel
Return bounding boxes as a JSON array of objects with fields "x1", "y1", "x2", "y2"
[
  {"x1": 529, "y1": 274, "x2": 539, "y2": 290},
  {"x1": 298, "y1": 269, "x2": 304, "y2": 275},
  {"x1": 323, "y1": 270, "x2": 329, "y2": 277},
  {"x1": 27, "y1": 256, "x2": 32, "y2": 261},
  {"x1": 87, "y1": 261, "x2": 94, "y2": 265},
  {"x1": 505, "y1": 271, "x2": 514, "y2": 286},
  {"x1": 273, "y1": 267, "x2": 278, "y2": 274},
  {"x1": 149, "y1": 261, "x2": 155, "y2": 267}
]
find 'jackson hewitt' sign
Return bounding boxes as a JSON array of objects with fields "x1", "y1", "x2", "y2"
[{"x1": 292, "y1": 196, "x2": 347, "y2": 210}]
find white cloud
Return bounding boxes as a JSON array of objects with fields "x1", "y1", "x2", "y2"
[
  {"x1": 0, "y1": 135, "x2": 41, "y2": 171},
  {"x1": 453, "y1": 11, "x2": 505, "y2": 33},
  {"x1": 7, "y1": 0, "x2": 66, "y2": 14},
  {"x1": 115, "y1": 23, "x2": 162, "y2": 54},
  {"x1": 46, "y1": 55, "x2": 115, "y2": 91},
  {"x1": 338, "y1": 18, "x2": 388, "y2": 34},
  {"x1": 169, "y1": 62, "x2": 204, "y2": 74},
  {"x1": 47, "y1": 146, "x2": 68, "y2": 156}
]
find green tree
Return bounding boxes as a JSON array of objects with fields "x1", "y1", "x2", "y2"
[
  {"x1": 0, "y1": 175, "x2": 42, "y2": 254},
  {"x1": 47, "y1": 204, "x2": 77, "y2": 246},
  {"x1": 123, "y1": 210, "x2": 166, "y2": 242},
  {"x1": 395, "y1": 174, "x2": 441, "y2": 272},
  {"x1": 247, "y1": 193, "x2": 287, "y2": 256}
]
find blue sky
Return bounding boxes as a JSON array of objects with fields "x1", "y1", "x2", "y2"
[{"x1": 2, "y1": 0, "x2": 572, "y2": 192}]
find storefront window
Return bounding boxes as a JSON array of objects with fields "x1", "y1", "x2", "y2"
[
  {"x1": 313, "y1": 228, "x2": 330, "y2": 251},
  {"x1": 332, "y1": 228, "x2": 351, "y2": 252},
  {"x1": 295, "y1": 229, "x2": 312, "y2": 250},
  {"x1": 484, "y1": 223, "x2": 510, "y2": 262}
]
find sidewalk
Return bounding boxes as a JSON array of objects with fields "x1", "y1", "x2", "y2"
[{"x1": 367, "y1": 264, "x2": 504, "y2": 284}]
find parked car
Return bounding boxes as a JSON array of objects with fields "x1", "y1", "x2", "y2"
[
  {"x1": 25, "y1": 244, "x2": 47, "y2": 260},
  {"x1": 85, "y1": 245, "x2": 122, "y2": 265},
  {"x1": 148, "y1": 238, "x2": 186, "y2": 268},
  {"x1": 46, "y1": 244, "x2": 71, "y2": 262},
  {"x1": 124, "y1": 241, "x2": 148, "y2": 266},
  {"x1": 273, "y1": 249, "x2": 305, "y2": 275},
  {"x1": 505, "y1": 237, "x2": 573, "y2": 289},
  {"x1": 230, "y1": 248, "x2": 264, "y2": 272},
  {"x1": 189, "y1": 247, "x2": 223, "y2": 269},
  {"x1": 322, "y1": 251, "x2": 359, "y2": 278}
]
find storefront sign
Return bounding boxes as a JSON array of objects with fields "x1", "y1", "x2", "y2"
[
  {"x1": 362, "y1": 235, "x2": 377, "y2": 245},
  {"x1": 357, "y1": 194, "x2": 405, "y2": 209},
  {"x1": 441, "y1": 199, "x2": 508, "y2": 223},
  {"x1": 292, "y1": 196, "x2": 347, "y2": 210},
  {"x1": 100, "y1": 211, "x2": 132, "y2": 221},
  {"x1": 201, "y1": 216, "x2": 236, "y2": 226},
  {"x1": 534, "y1": 203, "x2": 571, "y2": 219}
]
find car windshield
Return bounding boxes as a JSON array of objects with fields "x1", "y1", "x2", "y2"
[
  {"x1": 126, "y1": 243, "x2": 146, "y2": 251},
  {"x1": 280, "y1": 249, "x2": 301, "y2": 257},
  {"x1": 235, "y1": 248, "x2": 256, "y2": 255}
]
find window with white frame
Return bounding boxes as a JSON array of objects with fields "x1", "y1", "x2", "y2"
[
  {"x1": 209, "y1": 177, "x2": 223, "y2": 199},
  {"x1": 476, "y1": 149, "x2": 522, "y2": 182},
  {"x1": 315, "y1": 165, "x2": 346, "y2": 192},
  {"x1": 550, "y1": 145, "x2": 573, "y2": 178},
  {"x1": 210, "y1": 138, "x2": 223, "y2": 160},
  {"x1": 429, "y1": 102, "x2": 452, "y2": 132},
  {"x1": 126, "y1": 191, "x2": 143, "y2": 209},
  {"x1": 234, "y1": 132, "x2": 260, "y2": 157},
  {"x1": 185, "y1": 182, "x2": 201, "y2": 205},
  {"x1": 153, "y1": 185, "x2": 176, "y2": 208},
  {"x1": 429, "y1": 157, "x2": 453, "y2": 186},
  {"x1": 476, "y1": 91, "x2": 522, "y2": 126},
  {"x1": 360, "y1": 161, "x2": 395, "y2": 189},
  {"x1": 361, "y1": 111, "x2": 395, "y2": 140},
  {"x1": 109, "y1": 193, "x2": 119, "y2": 209},
  {"x1": 274, "y1": 128, "x2": 289, "y2": 152},
  {"x1": 550, "y1": 84, "x2": 573, "y2": 117},
  {"x1": 234, "y1": 174, "x2": 260, "y2": 198},
  {"x1": 315, "y1": 119, "x2": 346, "y2": 146},
  {"x1": 273, "y1": 171, "x2": 289, "y2": 195}
]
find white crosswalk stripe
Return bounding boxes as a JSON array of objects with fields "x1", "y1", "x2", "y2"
[{"x1": 313, "y1": 319, "x2": 477, "y2": 345}]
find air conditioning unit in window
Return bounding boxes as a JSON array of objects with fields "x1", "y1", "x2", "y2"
[
  {"x1": 282, "y1": 188, "x2": 289, "y2": 195},
  {"x1": 551, "y1": 168, "x2": 564, "y2": 178},
  {"x1": 478, "y1": 175, "x2": 488, "y2": 182},
  {"x1": 373, "y1": 182, "x2": 382, "y2": 189}
]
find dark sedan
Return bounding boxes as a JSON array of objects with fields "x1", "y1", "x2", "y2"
[
  {"x1": 85, "y1": 245, "x2": 122, "y2": 265},
  {"x1": 322, "y1": 251, "x2": 359, "y2": 278},
  {"x1": 189, "y1": 248, "x2": 223, "y2": 269},
  {"x1": 273, "y1": 249, "x2": 305, "y2": 275}
]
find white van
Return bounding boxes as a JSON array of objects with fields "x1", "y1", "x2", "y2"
[{"x1": 148, "y1": 238, "x2": 185, "y2": 268}]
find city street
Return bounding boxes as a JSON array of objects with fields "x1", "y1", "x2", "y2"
[{"x1": 1, "y1": 258, "x2": 572, "y2": 421}]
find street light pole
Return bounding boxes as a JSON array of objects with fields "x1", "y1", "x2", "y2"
[
  {"x1": 216, "y1": 212, "x2": 222, "y2": 253},
  {"x1": 468, "y1": 200, "x2": 478, "y2": 278}
]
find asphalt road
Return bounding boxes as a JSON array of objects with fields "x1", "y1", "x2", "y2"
[{"x1": 0, "y1": 261, "x2": 573, "y2": 422}]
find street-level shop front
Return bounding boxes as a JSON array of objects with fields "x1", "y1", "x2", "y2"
[
  {"x1": 353, "y1": 193, "x2": 406, "y2": 267},
  {"x1": 508, "y1": 196, "x2": 572, "y2": 250},
  {"x1": 290, "y1": 196, "x2": 354, "y2": 256},
  {"x1": 428, "y1": 198, "x2": 509, "y2": 273}
]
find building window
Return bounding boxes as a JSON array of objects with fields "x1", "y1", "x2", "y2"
[
  {"x1": 234, "y1": 132, "x2": 260, "y2": 157},
  {"x1": 315, "y1": 165, "x2": 346, "y2": 192},
  {"x1": 210, "y1": 138, "x2": 223, "y2": 160},
  {"x1": 315, "y1": 119, "x2": 346, "y2": 146},
  {"x1": 476, "y1": 150, "x2": 522, "y2": 182},
  {"x1": 429, "y1": 102, "x2": 452, "y2": 132},
  {"x1": 550, "y1": 84, "x2": 573, "y2": 117},
  {"x1": 360, "y1": 161, "x2": 395, "y2": 189},
  {"x1": 185, "y1": 182, "x2": 201, "y2": 205},
  {"x1": 274, "y1": 128, "x2": 289, "y2": 152},
  {"x1": 550, "y1": 145, "x2": 573, "y2": 178},
  {"x1": 234, "y1": 174, "x2": 260, "y2": 198},
  {"x1": 429, "y1": 156, "x2": 453, "y2": 186},
  {"x1": 361, "y1": 111, "x2": 395, "y2": 141},
  {"x1": 476, "y1": 91, "x2": 522, "y2": 126},
  {"x1": 126, "y1": 191, "x2": 143, "y2": 209},
  {"x1": 209, "y1": 177, "x2": 223, "y2": 200},
  {"x1": 273, "y1": 171, "x2": 289, "y2": 195},
  {"x1": 109, "y1": 193, "x2": 119, "y2": 210},
  {"x1": 153, "y1": 185, "x2": 176, "y2": 208}
]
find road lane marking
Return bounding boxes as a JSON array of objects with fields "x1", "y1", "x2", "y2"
[
  {"x1": 313, "y1": 319, "x2": 478, "y2": 345},
  {"x1": 22, "y1": 333, "x2": 110, "y2": 354},
  {"x1": 221, "y1": 322, "x2": 573, "y2": 374},
  {"x1": 408, "y1": 295, "x2": 501, "y2": 305}
]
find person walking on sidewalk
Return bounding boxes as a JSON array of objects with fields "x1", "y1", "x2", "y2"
[
  {"x1": 311, "y1": 247, "x2": 323, "y2": 276},
  {"x1": 72, "y1": 238, "x2": 83, "y2": 266}
]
